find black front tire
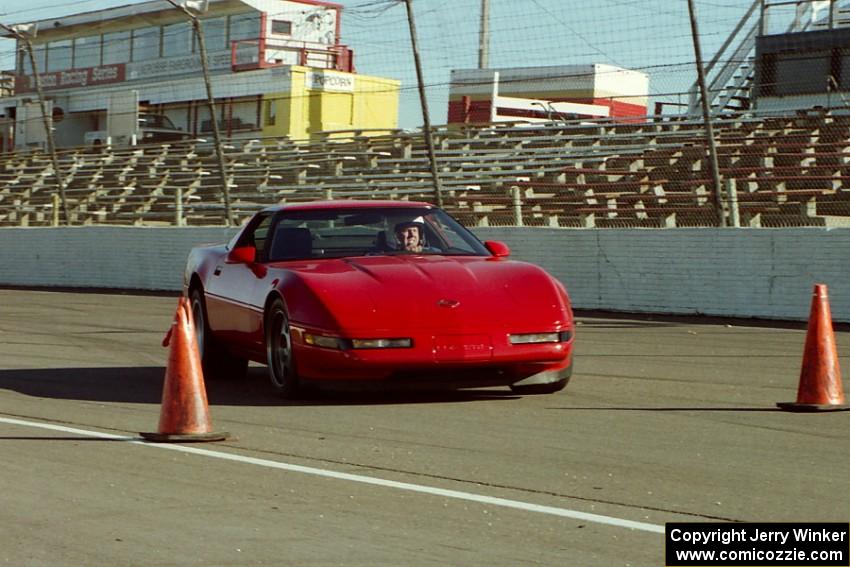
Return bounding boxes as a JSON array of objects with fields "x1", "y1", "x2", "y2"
[
  {"x1": 265, "y1": 298, "x2": 301, "y2": 398},
  {"x1": 190, "y1": 288, "x2": 248, "y2": 380}
]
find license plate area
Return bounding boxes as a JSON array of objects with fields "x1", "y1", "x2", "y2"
[{"x1": 432, "y1": 334, "x2": 492, "y2": 362}]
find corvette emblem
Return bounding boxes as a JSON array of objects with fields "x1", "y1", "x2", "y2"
[{"x1": 437, "y1": 299, "x2": 460, "y2": 308}]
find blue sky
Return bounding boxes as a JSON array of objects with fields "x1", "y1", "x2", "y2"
[{"x1": 0, "y1": 0, "x2": 751, "y2": 128}]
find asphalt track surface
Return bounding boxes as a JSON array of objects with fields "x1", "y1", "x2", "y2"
[{"x1": 1, "y1": 289, "x2": 848, "y2": 566}]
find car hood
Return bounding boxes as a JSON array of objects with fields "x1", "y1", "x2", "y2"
[{"x1": 278, "y1": 255, "x2": 571, "y2": 334}]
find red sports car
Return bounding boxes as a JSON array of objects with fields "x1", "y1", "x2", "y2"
[{"x1": 184, "y1": 200, "x2": 574, "y2": 397}]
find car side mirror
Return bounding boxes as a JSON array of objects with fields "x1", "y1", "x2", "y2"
[
  {"x1": 484, "y1": 240, "x2": 511, "y2": 258},
  {"x1": 226, "y1": 246, "x2": 256, "y2": 264}
]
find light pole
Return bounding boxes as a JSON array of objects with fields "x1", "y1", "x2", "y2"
[
  {"x1": 166, "y1": 0, "x2": 234, "y2": 226},
  {"x1": 478, "y1": 0, "x2": 490, "y2": 69},
  {"x1": 403, "y1": 0, "x2": 444, "y2": 208},
  {"x1": 687, "y1": 0, "x2": 727, "y2": 227},
  {"x1": 2, "y1": 22, "x2": 71, "y2": 225}
]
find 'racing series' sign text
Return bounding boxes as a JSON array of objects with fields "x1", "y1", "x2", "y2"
[{"x1": 15, "y1": 64, "x2": 125, "y2": 93}]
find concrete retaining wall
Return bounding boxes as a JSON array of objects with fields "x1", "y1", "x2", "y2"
[
  {"x1": 0, "y1": 226, "x2": 238, "y2": 292},
  {"x1": 2, "y1": 226, "x2": 848, "y2": 321}
]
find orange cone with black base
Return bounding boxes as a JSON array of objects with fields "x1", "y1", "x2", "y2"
[
  {"x1": 141, "y1": 297, "x2": 228, "y2": 442},
  {"x1": 777, "y1": 284, "x2": 849, "y2": 412}
]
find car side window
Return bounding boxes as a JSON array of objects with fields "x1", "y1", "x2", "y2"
[
  {"x1": 251, "y1": 215, "x2": 274, "y2": 260},
  {"x1": 234, "y1": 213, "x2": 274, "y2": 260}
]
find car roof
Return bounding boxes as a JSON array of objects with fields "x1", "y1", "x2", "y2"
[{"x1": 261, "y1": 200, "x2": 436, "y2": 214}]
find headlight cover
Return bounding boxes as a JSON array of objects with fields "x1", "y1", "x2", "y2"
[
  {"x1": 304, "y1": 333, "x2": 346, "y2": 350},
  {"x1": 510, "y1": 330, "x2": 572, "y2": 344},
  {"x1": 304, "y1": 333, "x2": 412, "y2": 350},
  {"x1": 350, "y1": 338, "x2": 412, "y2": 349}
]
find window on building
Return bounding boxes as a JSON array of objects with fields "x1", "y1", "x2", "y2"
[
  {"x1": 839, "y1": 52, "x2": 850, "y2": 90},
  {"x1": 34, "y1": 45, "x2": 47, "y2": 73},
  {"x1": 199, "y1": 100, "x2": 258, "y2": 132},
  {"x1": 103, "y1": 31, "x2": 131, "y2": 65},
  {"x1": 47, "y1": 40, "x2": 72, "y2": 72},
  {"x1": 200, "y1": 16, "x2": 228, "y2": 51},
  {"x1": 228, "y1": 99, "x2": 259, "y2": 130},
  {"x1": 264, "y1": 99, "x2": 276, "y2": 126},
  {"x1": 74, "y1": 35, "x2": 101, "y2": 69},
  {"x1": 18, "y1": 48, "x2": 40, "y2": 75},
  {"x1": 271, "y1": 20, "x2": 293, "y2": 35},
  {"x1": 197, "y1": 104, "x2": 223, "y2": 133},
  {"x1": 132, "y1": 27, "x2": 161, "y2": 61},
  {"x1": 774, "y1": 50, "x2": 830, "y2": 95},
  {"x1": 230, "y1": 12, "x2": 261, "y2": 42},
  {"x1": 162, "y1": 21, "x2": 192, "y2": 58},
  {"x1": 165, "y1": 106, "x2": 190, "y2": 132}
]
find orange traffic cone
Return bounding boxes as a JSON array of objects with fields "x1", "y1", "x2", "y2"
[
  {"x1": 141, "y1": 297, "x2": 229, "y2": 442},
  {"x1": 777, "y1": 284, "x2": 848, "y2": 412}
]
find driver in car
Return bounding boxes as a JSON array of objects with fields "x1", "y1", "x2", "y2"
[{"x1": 394, "y1": 217, "x2": 429, "y2": 253}]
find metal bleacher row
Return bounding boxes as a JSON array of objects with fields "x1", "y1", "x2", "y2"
[{"x1": 1, "y1": 107, "x2": 850, "y2": 229}]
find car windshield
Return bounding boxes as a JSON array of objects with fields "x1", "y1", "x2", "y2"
[{"x1": 263, "y1": 206, "x2": 490, "y2": 261}]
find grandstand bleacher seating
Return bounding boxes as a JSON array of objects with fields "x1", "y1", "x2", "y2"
[{"x1": 1, "y1": 108, "x2": 850, "y2": 228}]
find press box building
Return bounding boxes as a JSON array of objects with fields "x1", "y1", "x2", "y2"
[
  {"x1": 0, "y1": 0, "x2": 400, "y2": 150},
  {"x1": 448, "y1": 64, "x2": 650, "y2": 124}
]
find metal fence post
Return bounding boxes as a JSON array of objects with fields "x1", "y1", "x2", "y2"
[
  {"x1": 52, "y1": 194, "x2": 59, "y2": 227},
  {"x1": 726, "y1": 178, "x2": 740, "y2": 227},
  {"x1": 511, "y1": 185, "x2": 524, "y2": 227},
  {"x1": 175, "y1": 187, "x2": 184, "y2": 227}
]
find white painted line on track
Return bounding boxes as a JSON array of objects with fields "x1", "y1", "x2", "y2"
[{"x1": 0, "y1": 415, "x2": 664, "y2": 534}]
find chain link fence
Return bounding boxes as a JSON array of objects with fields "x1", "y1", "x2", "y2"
[{"x1": 0, "y1": 0, "x2": 849, "y2": 228}]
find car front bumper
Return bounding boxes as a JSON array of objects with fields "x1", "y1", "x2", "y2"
[{"x1": 290, "y1": 326, "x2": 574, "y2": 384}]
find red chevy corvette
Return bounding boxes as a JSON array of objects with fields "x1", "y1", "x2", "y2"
[{"x1": 184, "y1": 200, "x2": 574, "y2": 397}]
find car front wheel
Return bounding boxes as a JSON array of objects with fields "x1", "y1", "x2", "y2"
[
  {"x1": 190, "y1": 288, "x2": 248, "y2": 380},
  {"x1": 265, "y1": 298, "x2": 300, "y2": 398}
]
